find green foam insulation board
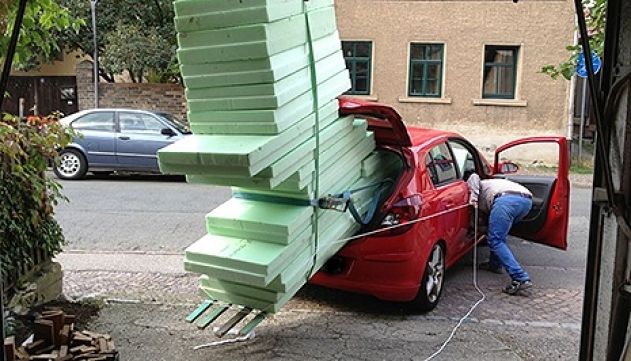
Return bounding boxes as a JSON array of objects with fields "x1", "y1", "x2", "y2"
[
  {"x1": 184, "y1": 113, "x2": 354, "y2": 188},
  {"x1": 185, "y1": 229, "x2": 310, "y2": 278},
  {"x1": 187, "y1": 183, "x2": 376, "y2": 312},
  {"x1": 187, "y1": 69, "x2": 350, "y2": 134},
  {"x1": 158, "y1": 114, "x2": 314, "y2": 176},
  {"x1": 177, "y1": 6, "x2": 337, "y2": 64},
  {"x1": 174, "y1": 0, "x2": 333, "y2": 32},
  {"x1": 180, "y1": 31, "x2": 341, "y2": 89},
  {"x1": 158, "y1": 101, "x2": 340, "y2": 177},
  {"x1": 166, "y1": 0, "x2": 398, "y2": 315},
  {"x1": 186, "y1": 51, "x2": 346, "y2": 112}
]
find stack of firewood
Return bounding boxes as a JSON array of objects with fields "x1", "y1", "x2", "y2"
[{"x1": 3, "y1": 310, "x2": 118, "y2": 361}]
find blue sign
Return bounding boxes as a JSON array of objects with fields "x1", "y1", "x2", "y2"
[{"x1": 576, "y1": 51, "x2": 602, "y2": 78}]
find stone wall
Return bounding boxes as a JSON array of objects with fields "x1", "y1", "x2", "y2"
[{"x1": 76, "y1": 60, "x2": 187, "y2": 121}]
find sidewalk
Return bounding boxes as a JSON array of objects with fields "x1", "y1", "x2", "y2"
[{"x1": 570, "y1": 173, "x2": 593, "y2": 188}]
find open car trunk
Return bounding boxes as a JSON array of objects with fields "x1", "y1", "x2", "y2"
[{"x1": 338, "y1": 97, "x2": 415, "y2": 231}]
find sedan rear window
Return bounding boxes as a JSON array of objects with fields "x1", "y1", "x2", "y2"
[{"x1": 71, "y1": 112, "x2": 115, "y2": 132}]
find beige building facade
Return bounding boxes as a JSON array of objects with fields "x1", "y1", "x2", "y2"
[{"x1": 335, "y1": 0, "x2": 576, "y2": 155}]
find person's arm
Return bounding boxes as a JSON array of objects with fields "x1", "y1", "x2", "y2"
[{"x1": 466, "y1": 173, "x2": 481, "y2": 206}]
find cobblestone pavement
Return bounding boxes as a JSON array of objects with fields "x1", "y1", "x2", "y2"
[
  {"x1": 63, "y1": 269, "x2": 582, "y2": 327},
  {"x1": 83, "y1": 302, "x2": 580, "y2": 361}
]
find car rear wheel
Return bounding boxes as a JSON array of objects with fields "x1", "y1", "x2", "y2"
[
  {"x1": 54, "y1": 149, "x2": 88, "y2": 180},
  {"x1": 409, "y1": 242, "x2": 445, "y2": 312}
]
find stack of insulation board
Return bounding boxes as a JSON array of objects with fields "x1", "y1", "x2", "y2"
[{"x1": 158, "y1": 0, "x2": 382, "y2": 313}]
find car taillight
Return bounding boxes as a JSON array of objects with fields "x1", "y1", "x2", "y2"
[{"x1": 379, "y1": 194, "x2": 423, "y2": 235}]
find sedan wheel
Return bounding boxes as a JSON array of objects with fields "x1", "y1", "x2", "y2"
[
  {"x1": 54, "y1": 149, "x2": 88, "y2": 180},
  {"x1": 409, "y1": 242, "x2": 445, "y2": 312}
]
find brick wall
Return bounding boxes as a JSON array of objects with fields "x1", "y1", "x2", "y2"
[{"x1": 76, "y1": 60, "x2": 187, "y2": 121}]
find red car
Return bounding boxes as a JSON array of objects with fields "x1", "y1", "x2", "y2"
[{"x1": 310, "y1": 97, "x2": 570, "y2": 311}]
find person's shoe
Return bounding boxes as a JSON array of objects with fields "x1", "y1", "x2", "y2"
[
  {"x1": 503, "y1": 279, "x2": 533, "y2": 296},
  {"x1": 478, "y1": 261, "x2": 503, "y2": 274}
]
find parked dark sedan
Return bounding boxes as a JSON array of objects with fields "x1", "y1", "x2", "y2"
[{"x1": 54, "y1": 109, "x2": 190, "y2": 180}]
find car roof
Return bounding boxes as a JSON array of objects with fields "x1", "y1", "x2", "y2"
[
  {"x1": 406, "y1": 125, "x2": 463, "y2": 149},
  {"x1": 60, "y1": 108, "x2": 167, "y2": 126}
]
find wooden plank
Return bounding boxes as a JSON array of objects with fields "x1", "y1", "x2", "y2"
[
  {"x1": 196, "y1": 304, "x2": 228, "y2": 330},
  {"x1": 4, "y1": 336, "x2": 16, "y2": 361},
  {"x1": 97, "y1": 338, "x2": 108, "y2": 353},
  {"x1": 185, "y1": 300, "x2": 213, "y2": 323},
  {"x1": 215, "y1": 307, "x2": 252, "y2": 338},
  {"x1": 59, "y1": 325, "x2": 70, "y2": 346},
  {"x1": 33, "y1": 319, "x2": 55, "y2": 347},
  {"x1": 239, "y1": 312, "x2": 267, "y2": 336}
]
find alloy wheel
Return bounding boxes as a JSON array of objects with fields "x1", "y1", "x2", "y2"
[
  {"x1": 425, "y1": 244, "x2": 445, "y2": 303},
  {"x1": 58, "y1": 152, "x2": 81, "y2": 178}
]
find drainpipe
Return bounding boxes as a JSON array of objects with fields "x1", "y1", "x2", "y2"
[
  {"x1": 90, "y1": 0, "x2": 99, "y2": 108},
  {"x1": 567, "y1": 30, "x2": 579, "y2": 142}
]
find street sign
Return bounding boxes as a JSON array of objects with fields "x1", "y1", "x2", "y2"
[{"x1": 576, "y1": 50, "x2": 602, "y2": 78}]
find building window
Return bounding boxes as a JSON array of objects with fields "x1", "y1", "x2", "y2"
[
  {"x1": 408, "y1": 43, "x2": 444, "y2": 98},
  {"x1": 483, "y1": 46, "x2": 519, "y2": 99},
  {"x1": 342, "y1": 41, "x2": 372, "y2": 95}
]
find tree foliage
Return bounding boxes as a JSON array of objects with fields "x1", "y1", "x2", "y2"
[
  {"x1": 0, "y1": 113, "x2": 74, "y2": 287},
  {"x1": 541, "y1": 0, "x2": 606, "y2": 80},
  {"x1": 0, "y1": 0, "x2": 82, "y2": 71},
  {"x1": 58, "y1": 0, "x2": 178, "y2": 83}
]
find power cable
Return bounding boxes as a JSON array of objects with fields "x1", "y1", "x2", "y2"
[{"x1": 421, "y1": 204, "x2": 486, "y2": 361}]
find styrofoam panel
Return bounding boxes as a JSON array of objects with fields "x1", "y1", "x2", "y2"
[
  {"x1": 177, "y1": 13, "x2": 305, "y2": 48},
  {"x1": 158, "y1": 114, "x2": 314, "y2": 175},
  {"x1": 174, "y1": 0, "x2": 334, "y2": 32},
  {"x1": 176, "y1": 8, "x2": 338, "y2": 64},
  {"x1": 184, "y1": 114, "x2": 354, "y2": 188},
  {"x1": 204, "y1": 198, "x2": 312, "y2": 239},
  {"x1": 180, "y1": 31, "x2": 341, "y2": 89}
]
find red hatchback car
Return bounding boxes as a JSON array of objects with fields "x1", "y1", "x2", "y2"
[{"x1": 310, "y1": 97, "x2": 570, "y2": 311}]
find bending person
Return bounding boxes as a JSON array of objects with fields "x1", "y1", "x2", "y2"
[{"x1": 465, "y1": 171, "x2": 533, "y2": 295}]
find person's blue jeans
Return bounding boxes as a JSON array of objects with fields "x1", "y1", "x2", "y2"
[{"x1": 487, "y1": 195, "x2": 532, "y2": 282}]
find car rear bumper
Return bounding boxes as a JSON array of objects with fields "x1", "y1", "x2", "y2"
[{"x1": 309, "y1": 230, "x2": 427, "y2": 302}]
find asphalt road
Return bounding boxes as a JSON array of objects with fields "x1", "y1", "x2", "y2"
[
  {"x1": 55, "y1": 173, "x2": 231, "y2": 252},
  {"x1": 53, "y1": 174, "x2": 592, "y2": 360}
]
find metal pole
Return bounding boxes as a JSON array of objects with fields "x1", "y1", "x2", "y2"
[
  {"x1": 578, "y1": 79, "x2": 588, "y2": 163},
  {"x1": 90, "y1": 0, "x2": 99, "y2": 108},
  {"x1": 0, "y1": 0, "x2": 28, "y2": 112},
  {"x1": 0, "y1": 1, "x2": 29, "y2": 360}
]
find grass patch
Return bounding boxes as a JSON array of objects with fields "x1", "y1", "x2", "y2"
[{"x1": 570, "y1": 164, "x2": 594, "y2": 174}]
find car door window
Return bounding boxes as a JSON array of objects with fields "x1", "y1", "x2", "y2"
[
  {"x1": 426, "y1": 143, "x2": 458, "y2": 186},
  {"x1": 448, "y1": 141, "x2": 477, "y2": 179},
  {"x1": 71, "y1": 112, "x2": 115, "y2": 131},
  {"x1": 119, "y1": 113, "x2": 166, "y2": 135}
]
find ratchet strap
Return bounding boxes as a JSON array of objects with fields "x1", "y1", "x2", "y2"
[{"x1": 234, "y1": 179, "x2": 393, "y2": 226}]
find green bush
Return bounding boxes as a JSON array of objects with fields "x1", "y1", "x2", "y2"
[{"x1": 0, "y1": 113, "x2": 73, "y2": 288}]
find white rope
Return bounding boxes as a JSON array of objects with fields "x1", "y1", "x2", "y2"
[
  {"x1": 422, "y1": 204, "x2": 486, "y2": 361},
  {"x1": 333, "y1": 204, "x2": 470, "y2": 246},
  {"x1": 193, "y1": 331, "x2": 255, "y2": 350},
  {"x1": 190, "y1": 203, "x2": 481, "y2": 353}
]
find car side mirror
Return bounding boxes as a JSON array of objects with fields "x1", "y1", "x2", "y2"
[
  {"x1": 498, "y1": 161, "x2": 520, "y2": 174},
  {"x1": 161, "y1": 128, "x2": 176, "y2": 137}
]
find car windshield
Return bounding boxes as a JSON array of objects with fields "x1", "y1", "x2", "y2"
[{"x1": 156, "y1": 112, "x2": 191, "y2": 134}]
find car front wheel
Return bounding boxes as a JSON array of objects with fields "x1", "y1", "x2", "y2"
[
  {"x1": 409, "y1": 242, "x2": 445, "y2": 312},
  {"x1": 54, "y1": 149, "x2": 88, "y2": 180}
]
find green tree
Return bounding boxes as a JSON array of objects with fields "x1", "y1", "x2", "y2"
[
  {"x1": 541, "y1": 0, "x2": 606, "y2": 80},
  {"x1": 0, "y1": 0, "x2": 82, "y2": 71},
  {"x1": 58, "y1": 0, "x2": 178, "y2": 83}
]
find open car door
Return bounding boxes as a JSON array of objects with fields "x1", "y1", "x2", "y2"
[{"x1": 493, "y1": 136, "x2": 570, "y2": 250}]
